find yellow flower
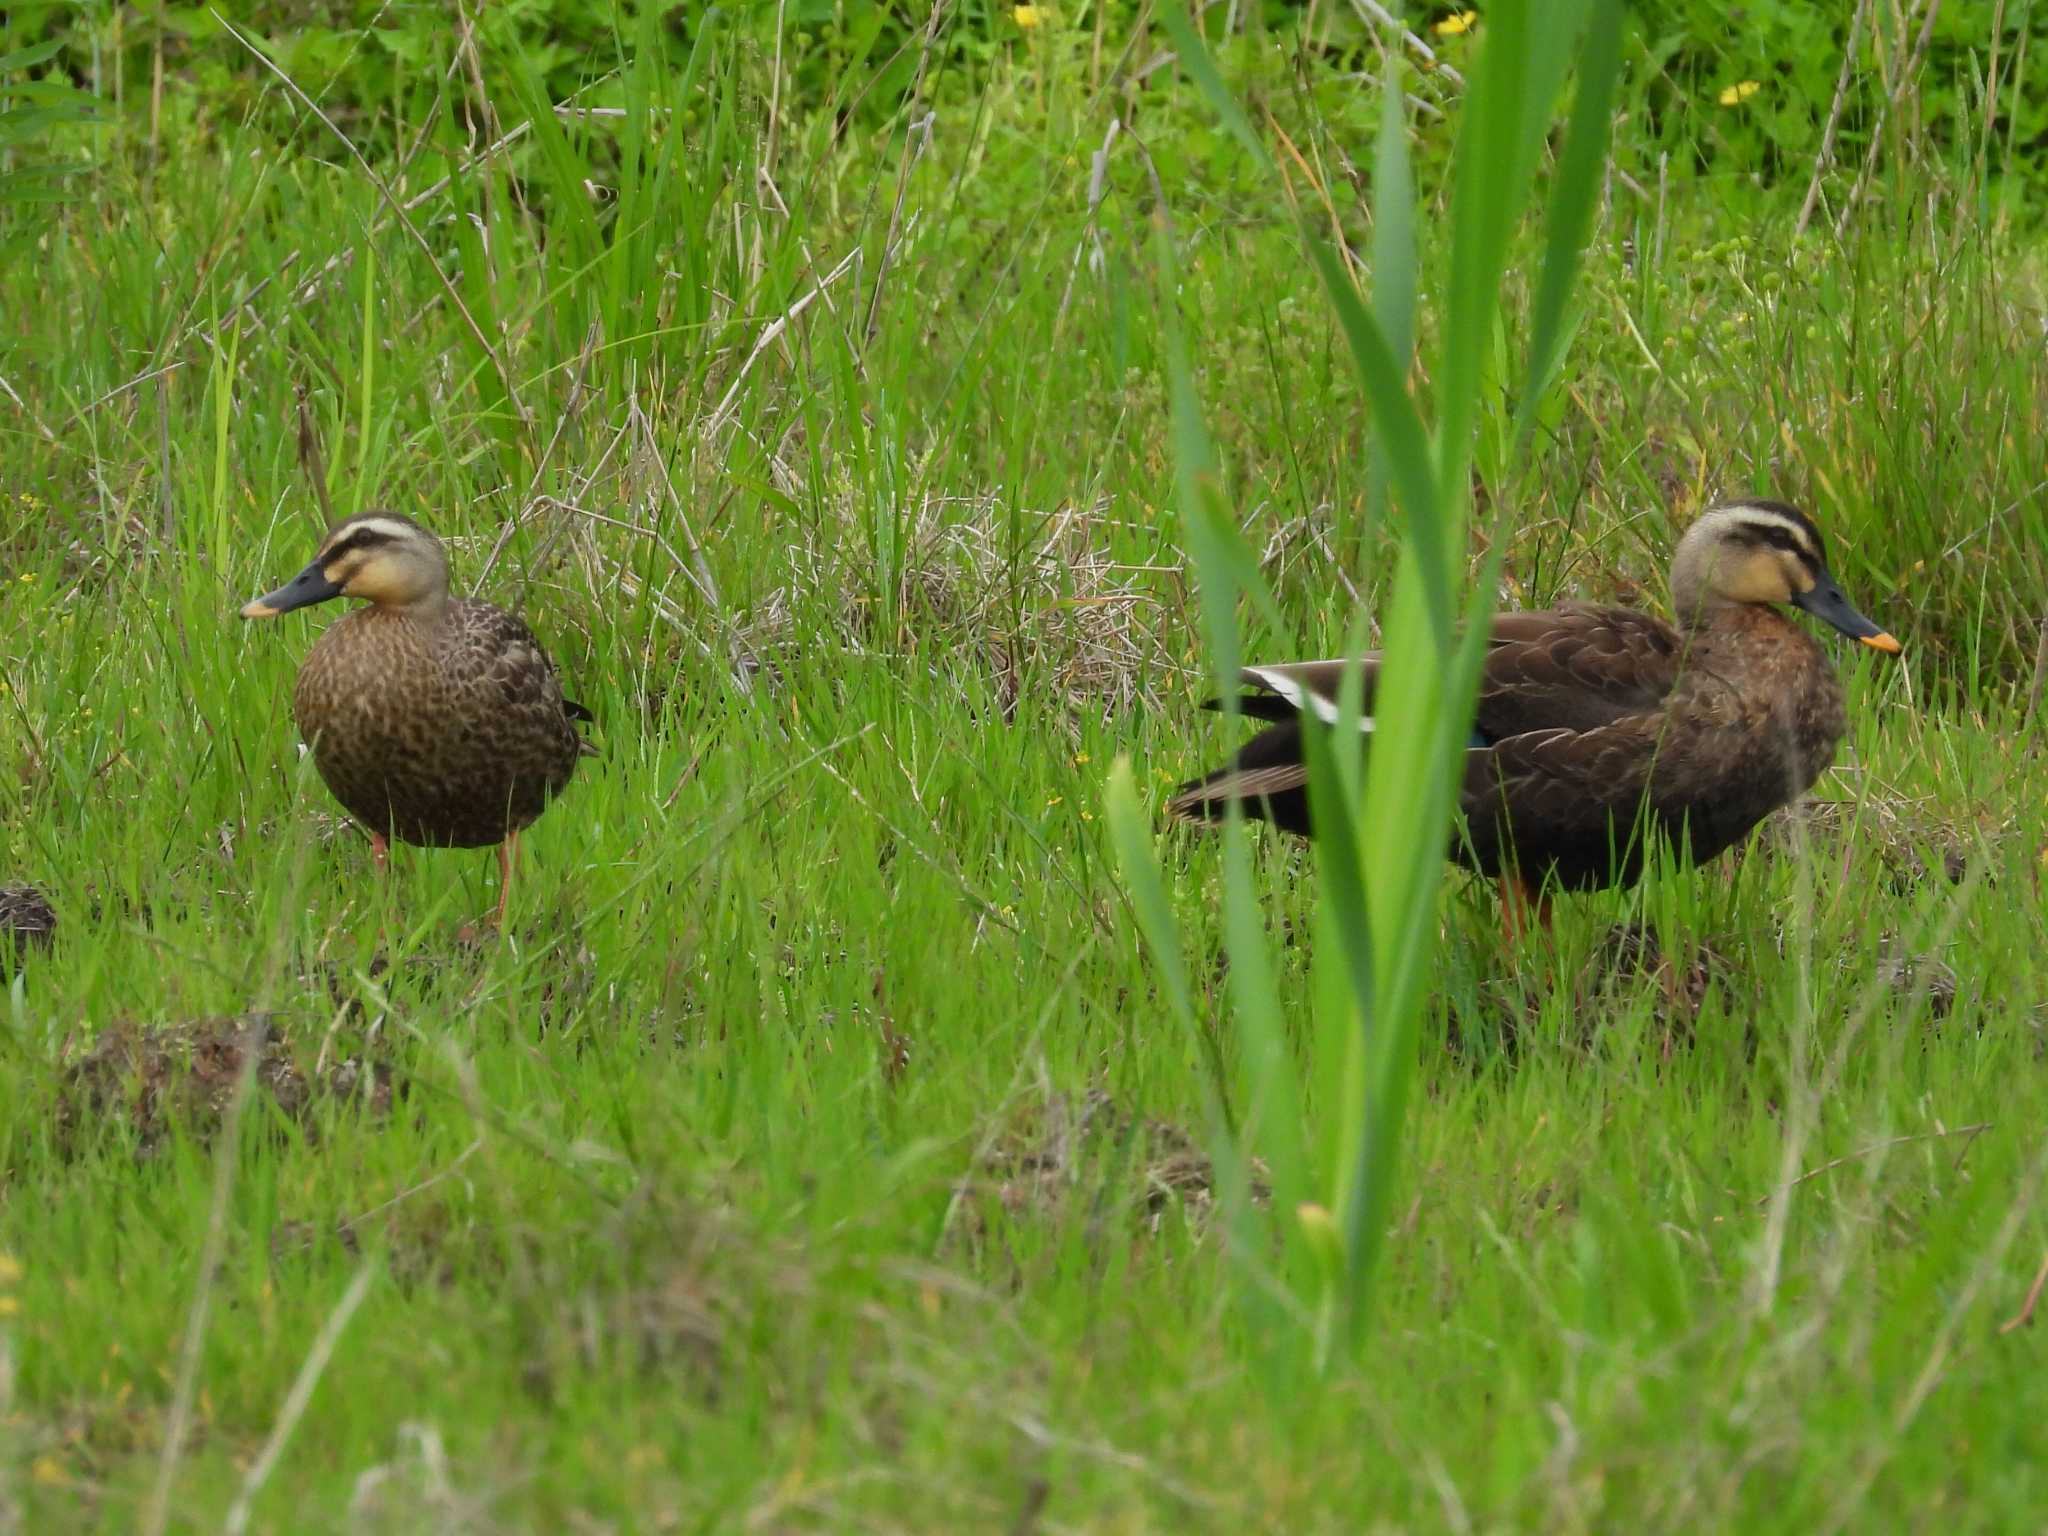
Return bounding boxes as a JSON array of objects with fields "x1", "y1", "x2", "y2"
[
  {"x1": 1045, "y1": 794, "x2": 1063, "y2": 807},
  {"x1": 1718, "y1": 80, "x2": 1761, "y2": 106},
  {"x1": 1013, "y1": 4, "x2": 1045, "y2": 27},
  {"x1": 0, "y1": 1297, "x2": 18, "y2": 1318},
  {"x1": 1434, "y1": 9, "x2": 1477, "y2": 34},
  {"x1": 16, "y1": 572, "x2": 31, "y2": 583},
  {"x1": 1073, "y1": 752, "x2": 1090, "y2": 765},
  {"x1": 31, "y1": 1456, "x2": 64, "y2": 1487}
]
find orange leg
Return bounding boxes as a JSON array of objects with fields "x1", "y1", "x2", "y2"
[
  {"x1": 494, "y1": 831, "x2": 518, "y2": 930},
  {"x1": 1497, "y1": 872, "x2": 1552, "y2": 944},
  {"x1": 369, "y1": 830, "x2": 390, "y2": 872}
]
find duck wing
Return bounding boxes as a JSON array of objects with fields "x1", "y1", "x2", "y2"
[
  {"x1": 1206, "y1": 604, "x2": 1682, "y2": 738},
  {"x1": 1470, "y1": 605, "x2": 1682, "y2": 743},
  {"x1": 1172, "y1": 606, "x2": 1686, "y2": 839},
  {"x1": 448, "y1": 598, "x2": 594, "y2": 762}
]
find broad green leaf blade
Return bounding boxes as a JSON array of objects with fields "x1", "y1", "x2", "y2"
[
  {"x1": 1370, "y1": 59, "x2": 1418, "y2": 375},
  {"x1": 1342, "y1": 565, "x2": 1500, "y2": 1329},
  {"x1": 1435, "y1": 0, "x2": 1532, "y2": 505},
  {"x1": 1221, "y1": 828, "x2": 1311, "y2": 1223},
  {"x1": 1517, "y1": 0, "x2": 1595, "y2": 192},
  {"x1": 1154, "y1": 213, "x2": 1287, "y2": 673},
  {"x1": 1519, "y1": 0, "x2": 1625, "y2": 445},
  {"x1": 0, "y1": 41, "x2": 66, "y2": 73},
  {"x1": 1301, "y1": 707, "x2": 1374, "y2": 1028},
  {"x1": 1301, "y1": 237, "x2": 1446, "y2": 637},
  {"x1": 1103, "y1": 760, "x2": 1225, "y2": 1108},
  {"x1": 1166, "y1": 2, "x2": 1444, "y2": 637},
  {"x1": 1365, "y1": 55, "x2": 1418, "y2": 540}
]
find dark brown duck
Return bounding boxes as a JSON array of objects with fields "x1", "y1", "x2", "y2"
[
  {"x1": 1168, "y1": 500, "x2": 1901, "y2": 934},
  {"x1": 240, "y1": 513, "x2": 595, "y2": 923}
]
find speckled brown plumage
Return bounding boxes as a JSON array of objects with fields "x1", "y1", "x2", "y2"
[
  {"x1": 241, "y1": 513, "x2": 594, "y2": 873},
  {"x1": 1454, "y1": 601, "x2": 1846, "y2": 889},
  {"x1": 1169, "y1": 501, "x2": 1898, "y2": 901},
  {"x1": 293, "y1": 598, "x2": 590, "y2": 849}
]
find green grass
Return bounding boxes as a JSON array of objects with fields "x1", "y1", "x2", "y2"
[{"x1": 3, "y1": 6, "x2": 2048, "y2": 1529}]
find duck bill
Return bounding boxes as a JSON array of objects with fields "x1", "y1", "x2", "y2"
[
  {"x1": 1793, "y1": 574, "x2": 1901, "y2": 654},
  {"x1": 240, "y1": 559, "x2": 343, "y2": 620}
]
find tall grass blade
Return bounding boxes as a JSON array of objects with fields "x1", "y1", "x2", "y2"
[
  {"x1": 1364, "y1": 58, "x2": 1419, "y2": 539},
  {"x1": 1520, "y1": 0, "x2": 1625, "y2": 440},
  {"x1": 1162, "y1": 7, "x2": 1444, "y2": 636},
  {"x1": 1434, "y1": 0, "x2": 1530, "y2": 503},
  {"x1": 1165, "y1": 0, "x2": 1620, "y2": 1351},
  {"x1": 1103, "y1": 761, "x2": 1226, "y2": 1119}
]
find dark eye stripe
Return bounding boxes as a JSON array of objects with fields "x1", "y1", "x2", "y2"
[
  {"x1": 322, "y1": 527, "x2": 395, "y2": 563},
  {"x1": 1741, "y1": 520, "x2": 1820, "y2": 561}
]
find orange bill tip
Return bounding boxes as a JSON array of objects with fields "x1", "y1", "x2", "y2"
[
  {"x1": 240, "y1": 600, "x2": 282, "y2": 620},
  {"x1": 1860, "y1": 631, "x2": 1902, "y2": 654}
]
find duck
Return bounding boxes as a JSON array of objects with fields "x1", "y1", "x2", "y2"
[
  {"x1": 1167, "y1": 500, "x2": 1901, "y2": 935},
  {"x1": 240, "y1": 512, "x2": 596, "y2": 924}
]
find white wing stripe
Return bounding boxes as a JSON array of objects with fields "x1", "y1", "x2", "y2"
[{"x1": 1244, "y1": 667, "x2": 1374, "y2": 731}]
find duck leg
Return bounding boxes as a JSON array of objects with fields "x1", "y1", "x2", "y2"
[
  {"x1": 369, "y1": 830, "x2": 390, "y2": 872},
  {"x1": 1497, "y1": 872, "x2": 1552, "y2": 944},
  {"x1": 494, "y1": 831, "x2": 518, "y2": 929}
]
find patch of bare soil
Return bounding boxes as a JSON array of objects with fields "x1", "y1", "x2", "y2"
[
  {"x1": 1582, "y1": 922, "x2": 1742, "y2": 1043},
  {"x1": 1871, "y1": 936, "x2": 1960, "y2": 1021},
  {"x1": 1445, "y1": 923, "x2": 1745, "y2": 1062},
  {"x1": 53, "y1": 1013, "x2": 395, "y2": 1159},
  {"x1": 950, "y1": 1089, "x2": 1267, "y2": 1255},
  {"x1": 1, "y1": 882, "x2": 55, "y2": 962},
  {"x1": 305, "y1": 928, "x2": 602, "y2": 1035}
]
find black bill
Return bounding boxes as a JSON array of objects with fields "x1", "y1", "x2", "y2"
[
  {"x1": 240, "y1": 558, "x2": 344, "y2": 619},
  {"x1": 1793, "y1": 571, "x2": 1901, "y2": 653}
]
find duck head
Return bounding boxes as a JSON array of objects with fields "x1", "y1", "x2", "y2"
[
  {"x1": 240, "y1": 513, "x2": 451, "y2": 620},
  {"x1": 1670, "y1": 499, "x2": 1900, "y2": 652}
]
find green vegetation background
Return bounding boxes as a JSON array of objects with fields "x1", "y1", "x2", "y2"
[{"x1": 1, "y1": 1, "x2": 2046, "y2": 1529}]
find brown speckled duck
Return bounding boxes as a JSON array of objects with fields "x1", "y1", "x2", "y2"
[
  {"x1": 1169, "y1": 500, "x2": 1901, "y2": 935},
  {"x1": 241, "y1": 513, "x2": 595, "y2": 924}
]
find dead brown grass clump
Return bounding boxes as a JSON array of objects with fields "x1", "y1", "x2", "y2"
[
  {"x1": 52, "y1": 1014, "x2": 394, "y2": 1159},
  {"x1": 742, "y1": 496, "x2": 1188, "y2": 720},
  {"x1": 1, "y1": 882, "x2": 55, "y2": 961},
  {"x1": 1755, "y1": 790, "x2": 1984, "y2": 891},
  {"x1": 949, "y1": 1088, "x2": 1268, "y2": 1257}
]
